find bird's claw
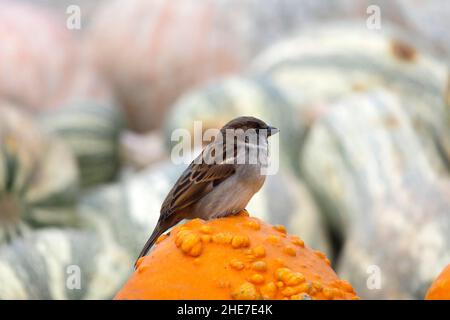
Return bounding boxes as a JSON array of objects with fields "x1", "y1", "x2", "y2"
[{"x1": 238, "y1": 209, "x2": 250, "y2": 217}]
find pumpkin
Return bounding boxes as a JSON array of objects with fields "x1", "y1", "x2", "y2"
[
  {"x1": 425, "y1": 264, "x2": 450, "y2": 300},
  {"x1": 0, "y1": 101, "x2": 79, "y2": 243},
  {"x1": 78, "y1": 161, "x2": 330, "y2": 259},
  {"x1": 0, "y1": 228, "x2": 131, "y2": 299},
  {"x1": 88, "y1": 0, "x2": 375, "y2": 132},
  {"x1": 40, "y1": 100, "x2": 125, "y2": 188},
  {"x1": 86, "y1": 0, "x2": 243, "y2": 132},
  {"x1": 0, "y1": 0, "x2": 78, "y2": 111},
  {"x1": 163, "y1": 76, "x2": 300, "y2": 171},
  {"x1": 251, "y1": 24, "x2": 450, "y2": 175},
  {"x1": 115, "y1": 212, "x2": 357, "y2": 300},
  {"x1": 300, "y1": 90, "x2": 450, "y2": 299}
]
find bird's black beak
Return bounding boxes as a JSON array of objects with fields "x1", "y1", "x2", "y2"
[{"x1": 267, "y1": 126, "x2": 279, "y2": 136}]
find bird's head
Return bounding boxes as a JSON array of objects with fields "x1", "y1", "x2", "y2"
[{"x1": 220, "y1": 116, "x2": 279, "y2": 137}]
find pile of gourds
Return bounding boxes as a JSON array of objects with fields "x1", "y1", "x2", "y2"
[
  {"x1": 1, "y1": 0, "x2": 450, "y2": 300},
  {"x1": 0, "y1": 99, "x2": 127, "y2": 299},
  {"x1": 161, "y1": 24, "x2": 450, "y2": 299}
]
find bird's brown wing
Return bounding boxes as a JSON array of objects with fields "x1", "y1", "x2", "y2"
[
  {"x1": 134, "y1": 157, "x2": 235, "y2": 267},
  {"x1": 160, "y1": 160, "x2": 236, "y2": 217}
]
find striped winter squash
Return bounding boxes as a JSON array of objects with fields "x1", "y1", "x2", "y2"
[
  {"x1": 301, "y1": 89, "x2": 442, "y2": 236},
  {"x1": 300, "y1": 90, "x2": 450, "y2": 299},
  {"x1": 86, "y1": 0, "x2": 243, "y2": 132},
  {"x1": 251, "y1": 24, "x2": 450, "y2": 175},
  {"x1": 40, "y1": 101, "x2": 125, "y2": 188},
  {"x1": 87, "y1": 0, "x2": 371, "y2": 132},
  {"x1": 77, "y1": 163, "x2": 181, "y2": 256},
  {"x1": 0, "y1": 102, "x2": 79, "y2": 243},
  {"x1": 0, "y1": 1, "x2": 78, "y2": 111},
  {"x1": 394, "y1": 0, "x2": 450, "y2": 57},
  {"x1": 0, "y1": 228, "x2": 130, "y2": 299}
]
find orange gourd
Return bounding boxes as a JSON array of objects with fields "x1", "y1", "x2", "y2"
[
  {"x1": 425, "y1": 264, "x2": 450, "y2": 300},
  {"x1": 115, "y1": 212, "x2": 358, "y2": 300}
]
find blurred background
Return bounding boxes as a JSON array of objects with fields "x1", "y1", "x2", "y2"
[{"x1": 0, "y1": 0, "x2": 449, "y2": 300}]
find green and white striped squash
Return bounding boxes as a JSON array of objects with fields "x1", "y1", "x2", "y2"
[
  {"x1": 252, "y1": 23, "x2": 450, "y2": 175},
  {"x1": 394, "y1": 0, "x2": 450, "y2": 58},
  {"x1": 301, "y1": 90, "x2": 438, "y2": 238},
  {"x1": 163, "y1": 76, "x2": 300, "y2": 171},
  {"x1": 0, "y1": 102, "x2": 79, "y2": 243},
  {"x1": 40, "y1": 101, "x2": 124, "y2": 188},
  {"x1": 300, "y1": 90, "x2": 450, "y2": 299},
  {"x1": 78, "y1": 161, "x2": 330, "y2": 259},
  {"x1": 78, "y1": 162, "x2": 182, "y2": 256},
  {"x1": 88, "y1": 0, "x2": 366, "y2": 132},
  {"x1": 0, "y1": 228, "x2": 131, "y2": 299}
]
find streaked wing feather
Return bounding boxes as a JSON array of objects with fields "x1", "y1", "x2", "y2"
[{"x1": 160, "y1": 159, "x2": 235, "y2": 216}]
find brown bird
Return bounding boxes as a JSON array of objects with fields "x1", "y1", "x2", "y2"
[{"x1": 135, "y1": 116, "x2": 279, "y2": 267}]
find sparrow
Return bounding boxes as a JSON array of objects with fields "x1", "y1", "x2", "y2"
[{"x1": 135, "y1": 116, "x2": 279, "y2": 267}]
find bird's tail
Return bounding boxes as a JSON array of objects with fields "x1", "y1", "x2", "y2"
[{"x1": 134, "y1": 215, "x2": 178, "y2": 269}]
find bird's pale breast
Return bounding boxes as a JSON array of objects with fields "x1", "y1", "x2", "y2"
[{"x1": 192, "y1": 164, "x2": 265, "y2": 220}]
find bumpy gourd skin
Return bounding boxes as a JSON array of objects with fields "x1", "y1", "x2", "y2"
[
  {"x1": 425, "y1": 265, "x2": 450, "y2": 300},
  {"x1": 115, "y1": 211, "x2": 358, "y2": 300}
]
